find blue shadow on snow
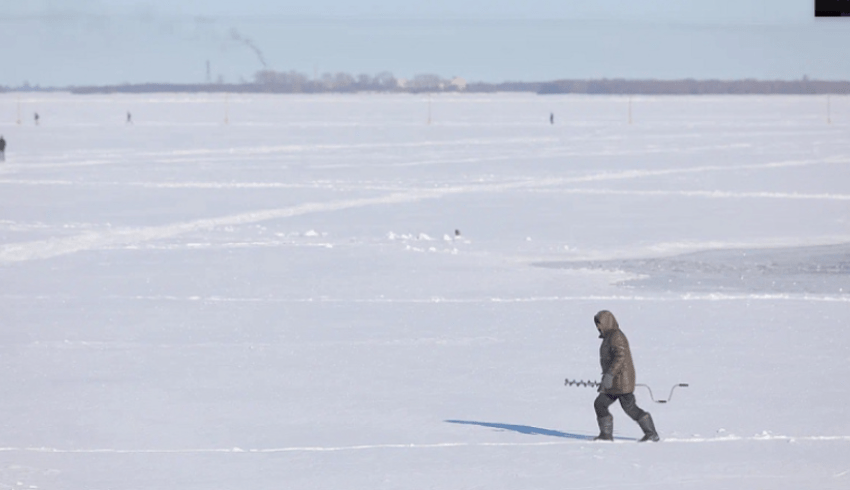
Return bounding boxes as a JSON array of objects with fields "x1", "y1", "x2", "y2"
[{"x1": 445, "y1": 420, "x2": 594, "y2": 440}]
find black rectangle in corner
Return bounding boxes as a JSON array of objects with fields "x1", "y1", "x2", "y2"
[{"x1": 816, "y1": 0, "x2": 850, "y2": 16}]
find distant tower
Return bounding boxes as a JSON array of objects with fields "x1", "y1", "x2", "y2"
[{"x1": 206, "y1": 60, "x2": 212, "y2": 84}]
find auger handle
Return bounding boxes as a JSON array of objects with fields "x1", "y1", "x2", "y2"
[{"x1": 636, "y1": 383, "x2": 689, "y2": 403}]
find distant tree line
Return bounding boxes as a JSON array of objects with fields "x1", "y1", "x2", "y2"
[
  {"x1": 25, "y1": 72, "x2": 850, "y2": 95},
  {"x1": 536, "y1": 77, "x2": 850, "y2": 95},
  {"x1": 0, "y1": 82, "x2": 59, "y2": 93}
]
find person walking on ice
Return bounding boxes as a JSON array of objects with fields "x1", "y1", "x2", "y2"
[
  {"x1": 593, "y1": 310, "x2": 660, "y2": 442},
  {"x1": 0, "y1": 135, "x2": 5, "y2": 162}
]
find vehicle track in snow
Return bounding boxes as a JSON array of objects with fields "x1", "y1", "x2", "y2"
[{"x1": 2, "y1": 157, "x2": 847, "y2": 265}]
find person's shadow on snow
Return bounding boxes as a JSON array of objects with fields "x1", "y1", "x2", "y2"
[{"x1": 445, "y1": 420, "x2": 596, "y2": 440}]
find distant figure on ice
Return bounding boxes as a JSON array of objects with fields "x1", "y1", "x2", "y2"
[
  {"x1": 127, "y1": 111, "x2": 133, "y2": 124},
  {"x1": 550, "y1": 113, "x2": 554, "y2": 125},
  {"x1": 592, "y1": 310, "x2": 659, "y2": 442},
  {"x1": 34, "y1": 112, "x2": 39, "y2": 125},
  {"x1": 0, "y1": 135, "x2": 5, "y2": 162}
]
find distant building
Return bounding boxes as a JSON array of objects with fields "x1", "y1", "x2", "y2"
[{"x1": 450, "y1": 77, "x2": 467, "y2": 91}]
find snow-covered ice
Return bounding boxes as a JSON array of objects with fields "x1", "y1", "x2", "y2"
[{"x1": 1, "y1": 93, "x2": 849, "y2": 489}]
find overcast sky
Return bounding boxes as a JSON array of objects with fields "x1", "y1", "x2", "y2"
[{"x1": 2, "y1": 1, "x2": 847, "y2": 86}]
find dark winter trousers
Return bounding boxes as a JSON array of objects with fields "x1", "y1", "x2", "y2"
[{"x1": 594, "y1": 393, "x2": 647, "y2": 421}]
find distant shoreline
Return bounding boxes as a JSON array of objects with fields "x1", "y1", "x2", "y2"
[{"x1": 4, "y1": 78, "x2": 850, "y2": 96}]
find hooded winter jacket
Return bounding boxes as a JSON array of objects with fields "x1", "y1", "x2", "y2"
[{"x1": 595, "y1": 310, "x2": 636, "y2": 395}]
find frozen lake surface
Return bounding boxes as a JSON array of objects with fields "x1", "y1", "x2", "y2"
[{"x1": 1, "y1": 93, "x2": 849, "y2": 489}]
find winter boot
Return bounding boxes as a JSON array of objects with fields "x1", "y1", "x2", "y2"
[
  {"x1": 637, "y1": 413, "x2": 660, "y2": 442},
  {"x1": 594, "y1": 415, "x2": 614, "y2": 441}
]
